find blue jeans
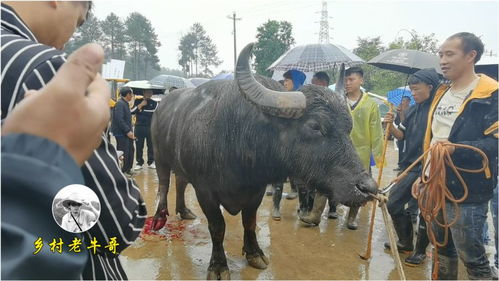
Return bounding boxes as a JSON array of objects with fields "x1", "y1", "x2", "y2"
[
  {"x1": 492, "y1": 185, "x2": 498, "y2": 268},
  {"x1": 433, "y1": 202, "x2": 492, "y2": 279}
]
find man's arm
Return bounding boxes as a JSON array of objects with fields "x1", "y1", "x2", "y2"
[
  {"x1": 2, "y1": 134, "x2": 87, "y2": 279},
  {"x1": 81, "y1": 134, "x2": 147, "y2": 255},
  {"x1": 115, "y1": 102, "x2": 132, "y2": 135},
  {"x1": 384, "y1": 112, "x2": 405, "y2": 140}
]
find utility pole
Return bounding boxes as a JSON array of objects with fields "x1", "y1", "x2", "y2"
[
  {"x1": 227, "y1": 12, "x2": 242, "y2": 70},
  {"x1": 318, "y1": 0, "x2": 331, "y2": 44}
]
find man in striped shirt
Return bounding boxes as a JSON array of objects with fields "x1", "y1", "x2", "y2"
[{"x1": 1, "y1": 2, "x2": 147, "y2": 279}]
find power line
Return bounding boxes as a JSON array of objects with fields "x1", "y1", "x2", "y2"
[{"x1": 227, "y1": 12, "x2": 242, "y2": 71}]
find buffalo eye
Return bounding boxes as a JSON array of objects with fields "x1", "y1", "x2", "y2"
[{"x1": 306, "y1": 120, "x2": 325, "y2": 137}]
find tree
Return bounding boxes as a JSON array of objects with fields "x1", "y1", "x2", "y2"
[
  {"x1": 389, "y1": 29, "x2": 439, "y2": 53},
  {"x1": 354, "y1": 36, "x2": 385, "y2": 61},
  {"x1": 253, "y1": 20, "x2": 295, "y2": 77},
  {"x1": 64, "y1": 13, "x2": 102, "y2": 54},
  {"x1": 178, "y1": 23, "x2": 221, "y2": 77},
  {"x1": 101, "y1": 13, "x2": 127, "y2": 60},
  {"x1": 353, "y1": 36, "x2": 405, "y2": 95},
  {"x1": 352, "y1": 31, "x2": 440, "y2": 95},
  {"x1": 125, "y1": 12, "x2": 161, "y2": 80}
]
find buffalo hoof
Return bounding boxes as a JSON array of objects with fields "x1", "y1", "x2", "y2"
[
  {"x1": 177, "y1": 208, "x2": 197, "y2": 220},
  {"x1": 206, "y1": 266, "x2": 230, "y2": 280},
  {"x1": 245, "y1": 253, "x2": 269, "y2": 269},
  {"x1": 152, "y1": 209, "x2": 168, "y2": 230}
]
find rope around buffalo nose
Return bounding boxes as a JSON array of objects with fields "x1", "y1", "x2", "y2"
[{"x1": 368, "y1": 142, "x2": 490, "y2": 280}]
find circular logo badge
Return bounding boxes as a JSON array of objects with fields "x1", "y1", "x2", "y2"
[{"x1": 52, "y1": 184, "x2": 101, "y2": 233}]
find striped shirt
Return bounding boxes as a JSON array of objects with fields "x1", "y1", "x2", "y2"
[{"x1": 1, "y1": 4, "x2": 147, "y2": 280}]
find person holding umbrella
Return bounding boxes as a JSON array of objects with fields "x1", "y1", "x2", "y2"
[
  {"x1": 132, "y1": 89, "x2": 158, "y2": 170},
  {"x1": 383, "y1": 68, "x2": 440, "y2": 266}
]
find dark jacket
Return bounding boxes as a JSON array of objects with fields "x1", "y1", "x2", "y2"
[
  {"x1": 111, "y1": 98, "x2": 132, "y2": 137},
  {"x1": 131, "y1": 98, "x2": 158, "y2": 127},
  {"x1": 399, "y1": 69, "x2": 441, "y2": 171},
  {"x1": 423, "y1": 74, "x2": 498, "y2": 203},
  {"x1": 2, "y1": 134, "x2": 87, "y2": 279},
  {"x1": 398, "y1": 98, "x2": 432, "y2": 172}
]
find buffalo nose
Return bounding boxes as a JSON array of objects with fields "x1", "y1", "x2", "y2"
[{"x1": 358, "y1": 175, "x2": 378, "y2": 194}]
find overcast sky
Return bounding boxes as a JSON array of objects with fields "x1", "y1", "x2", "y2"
[{"x1": 92, "y1": 0, "x2": 498, "y2": 73}]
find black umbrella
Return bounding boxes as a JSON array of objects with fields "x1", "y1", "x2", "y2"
[{"x1": 368, "y1": 49, "x2": 442, "y2": 74}]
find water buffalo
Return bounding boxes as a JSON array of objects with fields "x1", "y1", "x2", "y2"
[{"x1": 150, "y1": 43, "x2": 377, "y2": 279}]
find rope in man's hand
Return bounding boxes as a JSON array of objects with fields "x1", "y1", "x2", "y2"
[{"x1": 364, "y1": 141, "x2": 489, "y2": 280}]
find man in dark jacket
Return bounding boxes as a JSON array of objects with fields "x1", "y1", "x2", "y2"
[
  {"x1": 131, "y1": 89, "x2": 158, "y2": 170},
  {"x1": 383, "y1": 68, "x2": 440, "y2": 265},
  {"x1": 424, "y1": 32, "x2": 498, "y2": 280},
  {"x1": 111, "y1": 87, "x2": 135, "y2": 175}
]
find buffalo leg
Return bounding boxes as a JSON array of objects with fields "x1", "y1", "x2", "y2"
[
  {"x1": 175, "y1": 174, "x2": 196, "y2": 220},
  {"x1": 151, "y1": 162, "x2": 171, "y2": 230},
  {"x1": 242, "y1": 201, "x2": 269, "y2": 269},
  {"x1": 196, "y1": 192, "x2": 230, "y2": 280}
]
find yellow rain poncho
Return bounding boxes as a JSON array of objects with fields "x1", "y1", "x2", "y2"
[{"x1": 349, "y1": 92, "x2": 384, "y2": 170}]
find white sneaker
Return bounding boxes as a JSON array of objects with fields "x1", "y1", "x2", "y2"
[
  {"x1": 134, "y1": 164, "x2": 143, "y2": 171},
  {"x1": 148, "y1": 162, "x2": 156, "y2": 169}
]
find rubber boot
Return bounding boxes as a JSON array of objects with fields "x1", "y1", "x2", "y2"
[
  {"x1": 346, "y1": 206, "x2": 360, "y2": 230},
  {"x1": 299, "y1": 193, "x2": 327, "y2": 226},
  {"x1": 384, "y1": 215, "x2": 414, "y2": 252},
  {"x1": 434, "y1": 254, "x2": 458, "y2": 280},
  {"x1": 328, "y1": 199, "x2": 338, "y2": 219},
  {"x1": 271, "y1": 183, "x2": 283, "y2": 220},
  {"x1": 405, "y1": 218, "x2": 429, "y2": 266}
]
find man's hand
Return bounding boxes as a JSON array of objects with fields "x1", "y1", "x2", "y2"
[
  {"x1": 127, "y1": 131, "x2": 135, "y2": 140},
  {"x1": 2, "y1": 44, "x2": 109, "y2": 166},
  {"x1": 383, "y1": 112, "x2": 395, "y2": 124},
  {"x1": 138, "y1": 99, "x2": 147, "y2": 110}
]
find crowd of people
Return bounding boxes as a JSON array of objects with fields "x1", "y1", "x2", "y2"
[{"x1": 1, "y1": 1, "x2": 498, "y2": 280}]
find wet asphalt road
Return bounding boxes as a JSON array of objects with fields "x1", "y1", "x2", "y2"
[{"x1": 119, "y1": 140, "x2": 496, "y2": 280}]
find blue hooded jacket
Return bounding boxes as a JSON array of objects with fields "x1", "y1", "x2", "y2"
[{"x1": 286, "y1": 69, "x2": 306, "y2": 90}]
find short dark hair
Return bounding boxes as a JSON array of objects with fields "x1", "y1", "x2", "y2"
[
  {"x1": 313, "y1": 71, "x2": 330, "y2": 84},
  {"x1": 283, "y1": 70, "x2": 292, "y2": 80},
  {"x1": 345, "y1": 66, "x2": 363, "y2": 78},
  {"x1": 447, "y1": 32, "x2": 484, "y2": 63},
  {"x1": 119, "y1": 86, "x2": 133, "y2": 97}
]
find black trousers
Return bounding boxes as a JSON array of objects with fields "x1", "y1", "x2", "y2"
[
  {"x1": 115, "y1": 136, "x2": 134, "y2": 173},
  {"x1": 135, "y1": 125, "x2": 154, "y2": 165},
  {"x1": 386, "y1": 169, "x2": 420, "y2": 218}
]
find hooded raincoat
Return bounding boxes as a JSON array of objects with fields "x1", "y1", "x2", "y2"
[{"x1": 349, "y1": 91, "x2": 384, "y2": 170}]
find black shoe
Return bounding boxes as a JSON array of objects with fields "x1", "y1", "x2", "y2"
[
  {"x1": 405, "y1": 252, "x2": 426, "y2": 266},
  {"x1": 384, "y1": 241, "x2": 414, "y2": 253}
]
